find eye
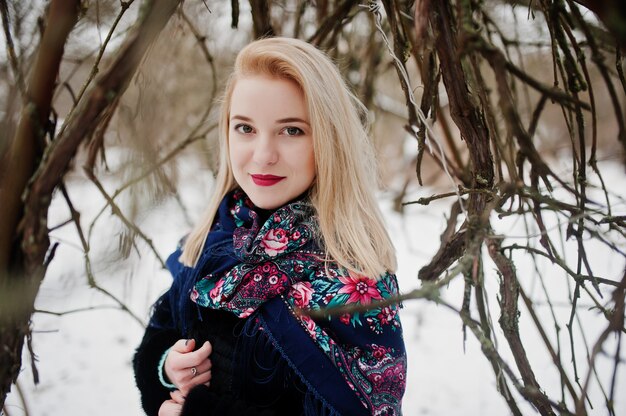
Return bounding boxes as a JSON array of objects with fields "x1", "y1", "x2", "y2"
[
  {"x1": 234, "y1": 123, "x2": 254, "y2": 134},
  {"x1": 282, "y1": 126, "x2": 304, "y2": 136}
]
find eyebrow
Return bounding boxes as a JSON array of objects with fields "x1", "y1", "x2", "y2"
[
  {"x1": 277, "y1": 117, "x2": 310, "y2": 126},
  {"x1": 230, "y1": 115, "x2": 310, "y2": 126}
]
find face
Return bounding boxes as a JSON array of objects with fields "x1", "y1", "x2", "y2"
[{"x1": 228, "y1": 75, "x2": 316, "y2": 210}]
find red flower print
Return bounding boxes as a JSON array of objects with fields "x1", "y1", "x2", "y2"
[
  {"x1": 291, "y1": 230, "x2": 301, "y2": 240},
  {"x1": 337, "y1": 272, "x2": 383, "y2": 305},
  {"x1": 340, "y1": 313, "x2": 351, "y2": 325},
  {"x1": 261, "y1": 228, "x2": 289, "y2": 256},
  {"x1": 290, "y1": 281, "x2": 314, "y2": 308},
  {"x1": 209, "y1": 279, "x2": 225, "y2": 302},
  {"x1": 239, "y1": 307, "x2": 256, "y2": 318},
  {"x1": 301, "y1": 315, "x2": 317, "y2": 338},
  {"x1": 372, "y1": 344, "x2": 388, "y2": 359},
  {"x1": 377, "y1": 306, "x2": 396, "y2": 325}
]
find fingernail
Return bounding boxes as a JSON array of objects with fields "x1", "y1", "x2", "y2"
[{"x1": 185, "y1": 339, "x2": 190, "y2": 346}]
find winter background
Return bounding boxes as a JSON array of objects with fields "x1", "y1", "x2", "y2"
[
  {"x1": 2, "y1": 2, "x2": 626, "y2": 415},
  {"x1": 3, "y1": 151, "x2": 625, "y2": 415}
]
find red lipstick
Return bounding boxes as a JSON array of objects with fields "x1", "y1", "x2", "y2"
[{"x1": 250, "y1": 174, "x2": 285, "y2": 186}]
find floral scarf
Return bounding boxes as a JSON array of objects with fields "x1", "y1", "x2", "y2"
[{"x1": 175, "y1": 190, "x2": 407, "y2": 415}]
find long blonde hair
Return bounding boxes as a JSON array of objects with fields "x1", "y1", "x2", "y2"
[{"x1": 180, "y1": 37, "x2": 396, "y2": 278}]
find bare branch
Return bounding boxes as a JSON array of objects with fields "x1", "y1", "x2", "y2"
[
  {"x1": 249, "y1": 0, "x2": 274, "y2": 38},
  {"x1": 20, "y1": 0, "x2": 181, "y2": 272},
  {"x1": 0, "y1": 1, "x2": 26, "y2": 97},
  {"x1": 0, "y1": 1, "x2": 80, "y2": 406}
]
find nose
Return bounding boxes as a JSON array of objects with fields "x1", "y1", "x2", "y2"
[{"x1": 252, "y1": 134, "x2": 278, "y2": 166}]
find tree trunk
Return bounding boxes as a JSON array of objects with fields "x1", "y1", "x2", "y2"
[
  {"x1": 0, "y1": 0, "x2": 80, "y2": 407},
  {"x1": 0, "y1": 0, "x2": 182, "y2": 408}
]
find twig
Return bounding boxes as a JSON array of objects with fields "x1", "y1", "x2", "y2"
[
  {"x1": 25, "y1": 331, "x2": 38, "y2": 385},
  {"x1": 501, "y1": 244, "x2": 621, "y2": 289},
  {"x1": 179, "y1": 9, "x2": 218, "y2": 104},
  {"x1": 87, "y1": 127, "x2": 214, "y2": 243},
  {"x1": 34, "y1": 305, "x2": 122, "y2": 316},
  {"x1": 518, "y1": 285, "x2": 579, "y2": 401},
  {"x1": 13, "y1": 380, "x2": 29, "y2": 416},
  {"x1": 59, "y1": 0, "x2": 137, "y2": 138},
  {"x1": 575, "y1": 269, "x2": 626, "y2": 414},
  {"x1": 59, "y1": 183, "x2": 145, "y2": 327},
  {"x1": 403, "y1": 187, "x2": 494, "y2": 206},
  {"x1": 609, "y1": 326, "x2": 622, "y2": 414},
  {"x1": 306, "y1": 255, "x2": 473, "y2": 319},
  {"x1": 449, "y1": 299, "x2": 576, "y2": 415},
  {"x1": 84, "y1": 172, "x2": 167, "y2": 269},
  {"x1": 567, "y1": 0, "x2": 626, "y2": 163}
]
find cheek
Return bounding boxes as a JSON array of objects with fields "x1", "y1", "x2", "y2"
[
  {"x1": 228, "y1": 139, "x2": 244, "y2": 168},
  {"x1": 305, "y1": 147, "x2": 316, "y2": 178}
]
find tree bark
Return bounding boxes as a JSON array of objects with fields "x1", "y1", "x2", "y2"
[
  {"x1": 430, "y1": 0, "x2": 494, "y2": 194},
  {"x1": 423, "y1": 0, "x2": 495, "y2": 272},
  {"x1": 249, "y1": 0, "x2": 274, "y2": 38},
  {"x1": 0, "y1": 0, "x2": 79, "y2": 273},
  {"x1": 0, "y1": 0, "x2": 181, "y2": 408},
  {"x1": 488, "y1": 238, "x2": 558, "y2": 416},
  {"x1": 0, "y1": 0, "x2": 80, "y2": 407}
]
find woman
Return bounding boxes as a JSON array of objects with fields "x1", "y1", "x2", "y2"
[{"x1": 133, "y1": 37, "x2": 407, "y2": 416}]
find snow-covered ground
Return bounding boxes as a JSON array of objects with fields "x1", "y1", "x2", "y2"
[{"x1": 4, "y1": 154, "x2": 625, "y2": 416}]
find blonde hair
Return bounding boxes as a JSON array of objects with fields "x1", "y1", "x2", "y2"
[{"x1": 180, "y1": 37, "x2": 396, "y2": 278}]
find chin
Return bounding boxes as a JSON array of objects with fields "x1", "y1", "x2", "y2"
[{"x1": 248, "y1": 197, "x2": 284, "y2": 210}]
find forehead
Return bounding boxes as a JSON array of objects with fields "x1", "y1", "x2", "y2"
[{"x1": 229, "y1": 76, "x2": 308, "y2": 120}]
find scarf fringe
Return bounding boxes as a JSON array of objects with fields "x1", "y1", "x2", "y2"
[
  {"x1": 238, "y1": 315, "x2": 343, "y2": 416},
  {"x1": 239, "y1": 317, "x2": 286, "y2": 386},
  {"x1": 303, "y1": 391, "x2": 339, "y2": 416}
]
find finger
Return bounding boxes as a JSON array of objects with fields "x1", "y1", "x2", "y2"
[
  {"x1": 176, "y1": 342, "x2": 212, "y2": 370},
  {"x1": 158, "y1": 400, "x2": 182, "y2": 416},
  {"x1": 179, "y1": 371, "x2": 212, "y2": 396},
  {"x1": 171, "y1": 338, "x2": 195, "y2": 353},
  {"x1": 194, "y1": 369, "x2": 212, "y2": 384},
  {"x1": 195, "y1": 341, "x2": 212, "y2": 358},
  {"x1": 194, "y1": 358, "x2": 212, "y2": 374},
  {"x1": 187, "y1": 341, "x2": 212, "y2": 365},
  {"x1": 170, "y1": 350, "x2": 207, "y2": 370},
  {"x1": 170, "y1": 389, "x2": 186, "y2": 404}
]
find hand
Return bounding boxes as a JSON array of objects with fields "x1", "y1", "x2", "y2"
[
  {"x1": 164, "y1": 339, "x2": 213, "y2": 396},
  {"x1": 158, "y1": 391, "x2": 185, "y2": 416},
  {"x1": 159, "y1": 390, "x2": 185, "y2": 416}
]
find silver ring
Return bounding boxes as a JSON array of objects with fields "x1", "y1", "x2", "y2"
[{"x1": 191, "y1": 367, "x2": 197, "y2": 377}]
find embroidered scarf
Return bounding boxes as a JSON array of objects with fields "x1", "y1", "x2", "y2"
[{"x1": 169, "y1": 190, "x2": 407, "y2": 415}]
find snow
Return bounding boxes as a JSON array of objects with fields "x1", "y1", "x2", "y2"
[{"x1": 4, "y1": 154, "x2": 625, "y2": 416}]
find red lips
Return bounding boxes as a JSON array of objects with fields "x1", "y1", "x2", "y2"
[{"x1": 250, "y1": 174, "x2": 285, "y2": 186}]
